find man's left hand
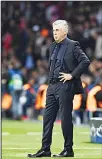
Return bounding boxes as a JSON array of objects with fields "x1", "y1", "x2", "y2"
[{"x1": 59, "y1": 72, "x2": 73, "y2": 83}]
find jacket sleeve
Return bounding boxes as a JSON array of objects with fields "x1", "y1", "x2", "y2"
[{"x1": 71, "y1": 42, "x2": 90, "y2": 79}]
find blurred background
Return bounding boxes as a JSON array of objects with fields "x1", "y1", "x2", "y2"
[{"x1": 1, "y1": 1, "x2": 102, "y2": 124}]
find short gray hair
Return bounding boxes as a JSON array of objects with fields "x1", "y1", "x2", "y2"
[{"x1": 52, "y1": 20, "x2": 68, "y2": 34}]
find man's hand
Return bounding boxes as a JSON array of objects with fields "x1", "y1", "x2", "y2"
[{"x1": 59, "y1": 72, "x2": 73, "y2": 83}]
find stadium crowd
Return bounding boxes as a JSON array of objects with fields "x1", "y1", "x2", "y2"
[{"x1": 1, "y1": 1, "x2": 102, "y2": 123}]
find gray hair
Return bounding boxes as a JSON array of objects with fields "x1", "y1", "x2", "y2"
[{"x1": 52, "y1": 20, "x2": 68, "y2": 34}]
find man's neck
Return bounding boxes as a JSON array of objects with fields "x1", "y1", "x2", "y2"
[{"x1": 56, "y1": 36, "x2": 67, "y2": 43}]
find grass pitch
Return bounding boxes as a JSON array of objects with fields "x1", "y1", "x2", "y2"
[{"x1": 2, "y1": 120, "x2": 102, "y2": 159}]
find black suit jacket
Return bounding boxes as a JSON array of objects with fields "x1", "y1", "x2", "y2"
[{"x1": 49, "y1": 38, "x2": 90, "y2": 94}]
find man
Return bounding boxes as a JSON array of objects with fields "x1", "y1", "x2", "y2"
[{"x1": 28, "y1": 20, "x2": 90, "y2": 158}]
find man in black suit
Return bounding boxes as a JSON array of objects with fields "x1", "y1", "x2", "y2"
[{"x1": 28, "y1": 20, "x2": 90, "y2": 158}]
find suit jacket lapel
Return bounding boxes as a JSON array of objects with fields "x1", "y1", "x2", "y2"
[
  {"x1": 48, "y1": 42, "x2": 56, "y2": 69},
  {"x1": 60, "y1": 38, "x2": 69, "y2": 65},
  {"x1": 49, "y1": 38, "x2": 69, "y2": 67}
]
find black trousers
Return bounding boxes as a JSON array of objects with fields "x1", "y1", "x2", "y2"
[{"x1": 42, "y1": 81, "x2": 75, "y2": 151}]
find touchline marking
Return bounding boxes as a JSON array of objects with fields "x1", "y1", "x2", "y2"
[
  {"x1": 27, "y1": 132, "x2": 60, "y2": 135},
  {"x1": 79, "y1": 132, "x2": 89, "y2": 134},
  {"x1": 2, "y1": 132, "x2": 10, "y2": 136},
  {"x1": 2, "y1": 148, "x2": 38, "y2": 150},
  {"x1": 2, "y1": 147, "x2": 102, "y2": 150},
  {"x1": 2, "y1": 132, "x2": 60, "y2": 136}
]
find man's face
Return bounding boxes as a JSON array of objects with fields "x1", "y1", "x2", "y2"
[{"x1": 53, "y1": 24, "x2": 66, "y2": 42}]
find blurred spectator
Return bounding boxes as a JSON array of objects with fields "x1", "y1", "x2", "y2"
[
  {"x1": 96, "y1": 7, "x2": 102, "y2": 25},
  {"x1": 34, "y1": 83, "x2": 48, "y2": 120},
  {"x1": 73, "y1": 74, "x2": 93, "y2": 124},
  {"x1": 2, "y1": 31, "x2": 13, "y2": 56},
  {"x1": 86, "y1": 79, "x2": 102, "y2": 117},
  {"x1": 94, "y1": 31, "x2": 102, "y2": 58},
  {"x1": 8, "y1": 61, "x2": 23, "y2": 119},
  {"x1": 25, "y1": 46, "x2": 35, "y2": 70},
  {"x1": 20, "y1": 78, "x2": 36, "y2": 120},
  {"x1": 45, "y1": 4, "x2": 60, "y2": 23}
]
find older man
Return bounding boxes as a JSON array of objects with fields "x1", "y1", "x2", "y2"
[{"x1": 28, "y1": 20, "x2": 90, "y2": 158}]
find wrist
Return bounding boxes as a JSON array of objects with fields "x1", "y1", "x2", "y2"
[{"x1": 70, "y1": 74, "x2": 73, "y2": 79}]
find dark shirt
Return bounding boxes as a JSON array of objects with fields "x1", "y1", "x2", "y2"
[{"x1": 50, "y1": 38, "x2": 68, "y2": 79}]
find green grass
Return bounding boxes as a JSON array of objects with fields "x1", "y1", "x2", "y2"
[{"x1": 2, "y1": 120, "x2": 102, "y2": 159}]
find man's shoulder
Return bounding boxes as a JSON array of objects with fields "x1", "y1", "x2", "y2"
[
  {"x1": 67, "y1": 38, "x2": 79, "y2": 45},
  {"x1": 66, "y1": 38, "x2": 79, "y2": 52}
]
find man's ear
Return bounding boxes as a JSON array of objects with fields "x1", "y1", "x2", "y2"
[
  {"x1": 64, "y1": 29, "x2": 67, "y2": 35},
  {"x1": 64, "y1": 32, "x2": 67, "y2": 36}
]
